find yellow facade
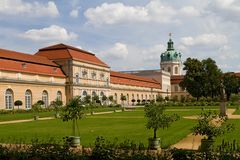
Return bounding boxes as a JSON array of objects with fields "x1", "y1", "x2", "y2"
[{"x1": 0, "y1": 70, "x2": 66, "y2": 109}]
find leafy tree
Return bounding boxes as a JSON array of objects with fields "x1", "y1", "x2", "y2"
[
  {"x1": 131, "y1": 99, "x2": 136, "y2": 105},
  {"x1": 165, "y1": 96, "x2": 169, "y2": 101},
  {"x1": 193, "y1": 110, "x2": 233, "y2": 140},
  {"x1": 14, "y1": 100, "x2": 22, "y2": 109},
  {"x1": 83, "y1": 95, "x2": 91, "y2": 104},
  {"x1": 62, "y1": 96, "x2": 85, "y2": 137},
  {"x1": 92, "y1": 95, "x2": 100, "y2": 103},
  {"x1": 137, "y1": 99, "x2": 141, "y2": 104},
  {"x1": 101, "y1": 95, "x2": 108, "y2": 104},
  {"x1": 120, "y1": 95, "x2": 126, "y2": 106},
  {"x1": 37, "y1": 100, "x2": 44, "y2": 106},
  {"x1": 108, "y1": 95, "x2": 114, "y2": 102},
  {"x1": 156, "y1": 95, "x2": 164, "y2": 102},
  {"x1": 202, "y1": 58, "x2": 222, "y2": 98},
  {"x1": 223, "y1": 72, "x2": 240, "y2": 101},
  {"x1": 171, "y1": 95, "x2": 178, "y2": 102},
  {"x1": 180, "y1": 58, "x2": 222, "y2": 100},
  {"x1": 145, "y1": 103, "x2": 179, "y2": 139},
  {"x1": 50, "y1": 99, "x2": 63, "y2": 116},
  {"x1": 180, "y1": 58, "x2": 205, "y2": 100}
]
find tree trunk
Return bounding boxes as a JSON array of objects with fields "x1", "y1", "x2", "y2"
[
  {"x1": 72, "y1": 118, "x2": 76, "y2": 136},
  {"x1": 153, "y1": 128, "x2": 157, "y2": 139}
]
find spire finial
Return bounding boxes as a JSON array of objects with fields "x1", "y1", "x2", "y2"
[{"x1": 169, "y1": 33, "x2": 172, "y2": 39}]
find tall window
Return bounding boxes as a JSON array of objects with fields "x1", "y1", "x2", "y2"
[
  {"x1": 42, "y1": 90, "x2": 48, "y2": 107},
  {"x1": 175, "y1": 85, "x2": 178, "y2": 92},
  {"x1": 82, "y1": 69, "x2": 88, "y2": 78},
  {"x1": 175, "y1": 66, "x2": 178, "y2": 74},
  {"x1": 25, "y1": 90, "x2": 32, "y2": 109},
  {"x1": 91, "y1": 71, "x2": 97, "y2": 79},
  {"x1": 75, "y1": 73, "x2": 80, "y2": 84},
  {"x1": 100, "y1": 91, "x2": 104, "y2": 100},
  {"x1": 5, "y1": 89, "x2": 13, "y2": 109},
  {"x1": 82, "y1": 91, "x2": 87, "y2": 98},
  {"x1": 57, "y1": 91, "x2": 62, "y2": 101}
]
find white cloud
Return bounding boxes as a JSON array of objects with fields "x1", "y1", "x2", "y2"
[
  {"x1": 101, "y1": 43, "x2": 128, "y2": 59},
  {"x1": 180, "y1": 33, "x2": 228, "y2": 47},
  {"x1": 209, "y1": 0, "x2": 240, "y2": 21},
  {"x1": 22, "y1": 25, "x2": 78, "y2": 42},
  {"x1": 85, "y1": 3, "x2": 148, "y2": 25},
  {"x1": 179, "y1": 6, "x2": 200, "y2": 17},
  {"x1": 0, "y1": 0, "x2": 59, "y2": 17},
  {"x1": 142, "y1": 44, "x2": 165, "y2": 62},
  {"x1": 84, "y1": 0, "x2": 178, "y2": 26},
  {"x1": 70, "y1": 9, "x2": 79, "y2": 18}
]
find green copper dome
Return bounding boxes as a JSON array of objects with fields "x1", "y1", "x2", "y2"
[{"x1": 161, "y1": 38, "x2": 181, "y2": 62}]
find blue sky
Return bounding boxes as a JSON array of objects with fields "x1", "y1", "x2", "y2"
[{"x1": 0, "y1": 0, "x2": 239, "y2": 72}]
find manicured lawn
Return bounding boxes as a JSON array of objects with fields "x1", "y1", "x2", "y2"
[
  {"x1": 0, "y1": 111, "x2": 55, "y2": 122},
  {"x1": 233, "y1": 108, "x2": 240, "y2": 115},
  {"x1": 0, "y1": 107, "x2": 117, "y2": 122},
  {"x1": 0, "y1": 109, "x2": 201, "y2": 148}
]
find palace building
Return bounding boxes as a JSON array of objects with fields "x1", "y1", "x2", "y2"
[{"x1": 0, "y1": 37, "x2": 188, "y2": 110}]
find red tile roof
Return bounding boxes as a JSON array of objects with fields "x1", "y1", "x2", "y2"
[
  {"x1": 110, "y1": 71, "x2": 161, "y2": 89},
  {"x1": 0, "y1": 48, "x2": 58, "y2": 67},
  {"x1": 0, "y1": 59, "x2": 65, "y2": 77},
  {"x1": 36, "y1": 43, "x2": 109, "y2": 68},
  {"x1": 171, "y1": 75, "x2": 184, "y2": 84}
]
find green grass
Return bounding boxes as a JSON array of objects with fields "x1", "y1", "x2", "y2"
[
  {"x1": 0, "y1": 108, "x2": 117, "y2": 122},
  {"x1": 233, "y1": 108, "x2": 240, "y2": 115},
  {"x1": 0, "y1": 109, "x2": 201, "y2": 148},
  {"x1": 0, "y1": 112, "x2": 55, "y2": 122}
]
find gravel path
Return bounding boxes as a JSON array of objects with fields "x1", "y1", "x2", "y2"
[{"x1": 172, "y1": 108, "x2": 239, "y2": 150}]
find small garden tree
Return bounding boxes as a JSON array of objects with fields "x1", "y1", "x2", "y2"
[
  {"x1": 62, "y1": 96, "x2": 85, "y2": 147},
  {"x1": 193, "y1": 110, "x2": 234, "y2": 151},
  {"x1": 120, "y1": 95, "x2": 126, "y2": 107},
  {"x1": 92, "y1": 95, "x2": 100, "y2": 104},
  {"x1": 137, "y1": 99, "x2": 141, "y2": 104},
  {"x1": 131, "y1": 99, "x2": 136, "y2": 106},
  {"x1": 156, "y1": 95, "x2": 164, "y2": 103},
  {"x1": 165, "y1": 96, "x2": 169, "y2": 101},
  {"x1": 101, "y1": 95, "x2": 108, "y2": 105},
  {"x1": 50, "y1": 99, "x2": 63, "y2": 118},
  {"x1": 14, "y1": 100, "x2": 22, "y2": 110},
  {"x1": 108, "y1": 95, "x2": 114, "y2": 104},
  {"x1": 83, "y1": 95, "x2": 91, "y2": 104},
  {"x1": 32, "y1": 100, "x2": 44, "y2": 120},
  {"x1": 145, "y1": 103, "x2": 179, "y2": 149}
]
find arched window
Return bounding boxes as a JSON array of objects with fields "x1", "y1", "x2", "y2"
[
  {"x1": 145, "y1": 95, "x2": 148, "y2": 100},
  {"x1": 141, "y1": 94, "x2": 143, "y2": 100},
  {"x1": 92, "y1": 91, "x2": 97, "y2": 97},
  {"x1": 75, "y1": 73, "x2": 80, "y2": 84},
  {"x1": 57, "y1": 91, "x2": 62, "y2": 101},
  {"x1": 42, "y1": 90, "x2": 48, "y2": 107},
  {"x1": 5, "y1": 89, "x2": 13, "y2": 109},
  {"x1": 168, "y1": 67, "x2": 171, "y2": 73},
  {"x1": 82, "y1": 91, "x2": 87, "y2": 97},
  {"x1": 132, "y1": 94, "x2": 134, "y2": 99},
  {"x1": 137, "y1": 94, "x2": 139, "y2": 100},
  {"x1": 127, "y1": 94, "x2": 129, "y2": 105},
  {"x1": 25, "y1": 90, "x2": 32, "y2": 109},
  {"x1": 100, "y1": 91, "x2": 104, "y2": 100},
  {"x1": 175, "y1": 66, "x2": 178, "y2": 74}
]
